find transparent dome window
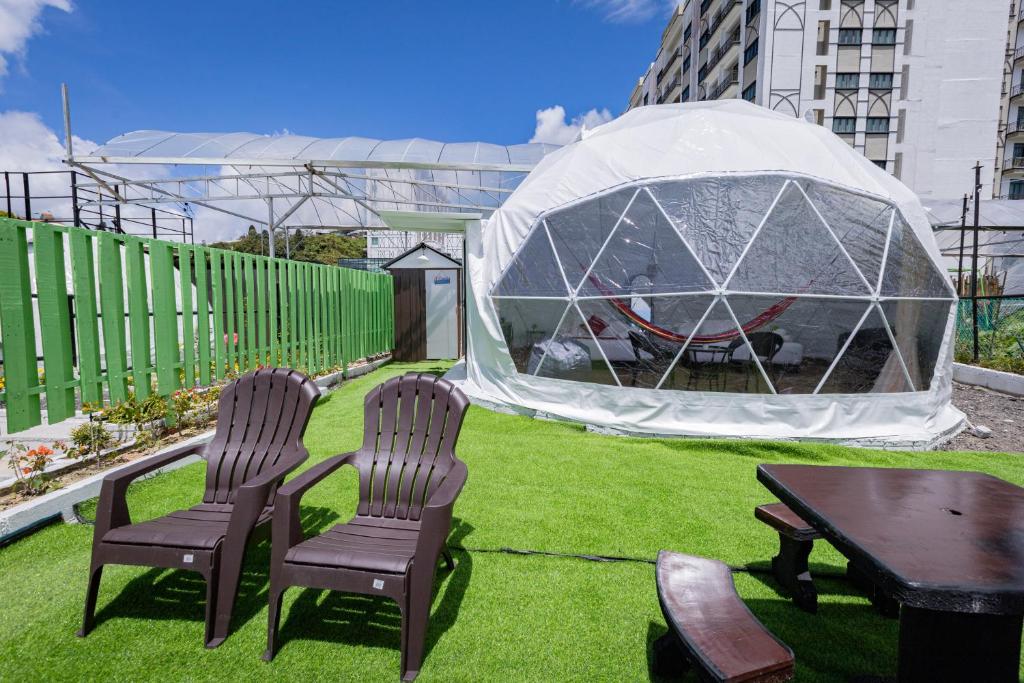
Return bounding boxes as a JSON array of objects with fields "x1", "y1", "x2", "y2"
[{"x1": 490, "y1": 175, "x2": 955, "y2": 395}]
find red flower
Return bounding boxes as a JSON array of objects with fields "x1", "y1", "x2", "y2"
[{"x1": 21, "y1": 467, "x2": 31, "y2": 475}]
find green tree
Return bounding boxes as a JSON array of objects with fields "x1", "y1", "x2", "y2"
[{"x1": 211, "y1": 227, "x2": 365, "y2": 265}]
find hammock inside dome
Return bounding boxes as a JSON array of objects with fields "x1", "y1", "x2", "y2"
[{"x1": 585, "y1": 273, "x2": 797, "y2": 345}]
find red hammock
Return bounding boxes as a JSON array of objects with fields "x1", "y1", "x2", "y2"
[{"x1": 586, "y1": 274, "x2": 796, "y2": 345}]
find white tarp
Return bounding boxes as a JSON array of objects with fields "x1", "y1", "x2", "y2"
[{"x1": 453, "y1": 101, "x2": 965, "y2": 447}]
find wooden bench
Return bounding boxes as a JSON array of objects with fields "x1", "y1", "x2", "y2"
[
  {"x1": 755, "y1": 502, "x2": 821, "y2": 613},
  {"x1": 654, "y1": 551, "x2": 795, "y2": 683}
]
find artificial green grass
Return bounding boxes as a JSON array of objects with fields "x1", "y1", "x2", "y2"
[{"x1": 1, "y1": 360, "x2": 1021, "y2": 681}]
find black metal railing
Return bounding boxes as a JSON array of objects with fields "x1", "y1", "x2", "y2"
[
  {"x1": 1003, "y1": 156, "x2": 1024, "y2": 171},
  {"x1": 2, "y1": 170, "x2": 193, "y2": 241}
]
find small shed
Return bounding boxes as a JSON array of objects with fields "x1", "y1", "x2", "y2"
[{"x1": 384, "y1": 243, "x2": 463, "y2": 361}]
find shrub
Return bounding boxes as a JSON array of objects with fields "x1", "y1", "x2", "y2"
[{"x1": 70, "y1": 422, "x2": 116, "y2": 458}]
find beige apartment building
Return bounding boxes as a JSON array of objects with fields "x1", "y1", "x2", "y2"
[{"x1": 628, "y1": 0, "x2": 1011, "y2": 200}]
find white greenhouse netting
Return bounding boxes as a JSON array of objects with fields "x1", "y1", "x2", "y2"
[{"x1": 454, "y1": 101, "x2": 965, "y2": 447}]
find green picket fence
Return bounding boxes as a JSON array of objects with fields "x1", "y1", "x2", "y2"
[{"x1": 0, "y1": 218, "x2": 394, "y2": 434}]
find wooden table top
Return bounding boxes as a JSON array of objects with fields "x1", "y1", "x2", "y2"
[{"x1": 757, "y1": 464, "x2": 1024, "y2": 614}]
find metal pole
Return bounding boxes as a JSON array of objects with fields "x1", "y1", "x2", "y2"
[
  {"x1": 23, "y1": 172, "x2": 31, "y2": 220},
  {"x1": 151, "y1": 207, "x2": 157, "y2": 239},
  {"x1": 284, "y1": 225, "x2": 290, "y2": 259},
  {"x1": 61, "y1": 83, "x2": 74, "y2": 161},
  {"x1": 971, "y1": 162, "x2": 982, "y2": 362},
  {"x1": 4, "y1": 171, "x2": 11, "y2": 217},
  {"x1": 71, "y1": 170, "x2": 81, "y2": 227},
  {"x1": 190, "y1": 217, "x2": 194, "y2": 244},
  {"x1": 956, "y1": 194, "x2": 968, "y2": 296},
  {"x1": 267, "y1": 197, "x2": 276, "y2": 259},
  {"x1": 114, "y1": 186, "x2": 121, "y2": 231}
]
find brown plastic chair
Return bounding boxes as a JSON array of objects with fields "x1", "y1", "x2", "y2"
[
  {"x1": 263, "y1": 372, "x2": 469, "y2": 681},
  {"x1": 77, "y1": 368, "x2": 320, "y2": 648}
]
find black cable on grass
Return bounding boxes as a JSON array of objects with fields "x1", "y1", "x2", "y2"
[{"x1": 449, "y1": 545, "x2": 848, "y2": 579}]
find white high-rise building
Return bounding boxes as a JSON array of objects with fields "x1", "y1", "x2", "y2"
[{"x1": 628, "y1": 0, "x2": 1011, "y2": 200}]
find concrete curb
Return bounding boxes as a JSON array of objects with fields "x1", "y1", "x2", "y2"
[
  {"x1": 953, "y1": 362, "x2": 1024, "y2": 397},
  {"x1": 0, "y1": 355, "x2": 392, "y2": 545}
]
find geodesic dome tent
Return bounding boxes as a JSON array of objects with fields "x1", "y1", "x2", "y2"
[{"x1": 455, "y1": 101, "x2": 964, "y2": 446}]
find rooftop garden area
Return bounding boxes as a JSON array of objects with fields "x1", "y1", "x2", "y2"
[{"x1": 1, "y1": 361, "x2": 1021, "y2": 681}]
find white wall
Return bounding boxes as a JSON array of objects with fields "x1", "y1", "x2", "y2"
[{"x1": 895, "y1": 1, "x2": 1007, "y2": 200}]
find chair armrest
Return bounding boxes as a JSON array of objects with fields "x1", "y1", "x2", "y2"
[
  {"x1": 271, "y1": 452, "x2": 358, "y2": 566},
  {"x1": 416, "y1": 460, "x2": 468, "y2": 557},
  {"x1": 226, "y1": 451, "x2": 310, "y2": 541},
  {"x1": 423, "y1": 459, "x2": 468, "y2": 512},
  {"x1": 93, "y1": 441, "x2": 206, "y2": 539}
]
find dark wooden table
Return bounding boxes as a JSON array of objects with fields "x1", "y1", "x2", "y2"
[{"x1": 757, "y1": 464, "x2": 1024, "y2": 683}]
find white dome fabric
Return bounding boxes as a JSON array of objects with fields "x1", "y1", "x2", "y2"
[{"x1": 455, "y1": 101, "x2": 964, "y2": 447}]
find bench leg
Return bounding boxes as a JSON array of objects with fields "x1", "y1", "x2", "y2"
[
  {"x1": 847, "y1": 562, "x2": 899, "y2": 618},
  {"x1": 652, "y1": 631, "x2": 690, "y2": 678},
  {"x1": 772, "y1": 534, "x2": 817, "y2": 614}
]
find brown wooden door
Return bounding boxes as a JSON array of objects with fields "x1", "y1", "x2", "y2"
[{"x1": 392, "y1": 269, "x2": 426, "y2": 361}]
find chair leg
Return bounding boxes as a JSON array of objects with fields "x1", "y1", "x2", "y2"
[
  {"x1": 209, "y1": 539, "x2": 247, "y2": 648},
  {"x1": 772, "y1": 534, "x2": 818, "y2": 614},
  {"x1": 441, "y1": 547, "x2": 455, "y2": 572},
  {"x1": 77, "y1": 562, "x2": 104, "y2": 637},
  {"x1": 400, "y1": 563, "x2": 437, "y2": 681},
  {"x1": 263, "y1": 584, "x2": 288, "y2": 662},
  {"x1": 203, "y1": 559, "x2": 221, "y2": 648}
]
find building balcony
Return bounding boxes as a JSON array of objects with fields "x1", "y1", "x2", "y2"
[
  {"x1": 816, "y1": 39, "x2": 829, "y2": 56},
  {"x1": 1002, "y1": 156, "x2": 1024, "y2": 172},
  {"x1": 657, "y1": 79, "x2": 682, "y2": 104},
  {"x1": 657, "y1": 49, "x2": 683, "y2": 84},
  {"x1": 1014, "y1": 45, "x2": 1024, "y2": 63},
  {"x1": 708, "y1": 0, "x2": 741, "y2": 39},
  {"x1": 1006, "y1": 120, "x2": 1024, "y2": 136},
  {"x1": 704, "y1": 30, "x2": 741, "y2": 76},
  {"x1": 1013, "y1": 82, "x2": 1024, "y2": 99}
]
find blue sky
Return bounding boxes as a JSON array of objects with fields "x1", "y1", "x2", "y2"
[{"x1": 2, "y1": 1, "x2": 671, "y2": 146}]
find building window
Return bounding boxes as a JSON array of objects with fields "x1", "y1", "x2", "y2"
[
  {"x1": 839, "y1": 28, "x2": 863, "y2": 45},
  {"x1": 836, "y1": 73, "x2": 860, "y2": 89},
  {"x1": 746, "y1": 0, "x2": 761, "y2": 23},
  {"x1": 370, "y1": 237, "x2": 380, "y2": 246},
  {"x1": 683, "y1": 55, "x2": 691, "y2": 74},
  {"x1": 871, "y1": 160, "x2": 887, "y2": 170},
  {"x1": 684, "y1": 25, "x2": 692, "y2": 43},
  {"x1": 873, "y1": 28, "x2": 897, "y2": 45},
  {"x1": 1010, "y1": 180, "x2": 1024, "y2": 200},
  {"x1": 744, "y1": 40, "x2": 759, "y2": 65},
  {"x1": 819, "y1": 0, "x2": 832, "y2": 8},
  {"x1": 700, "y1": 0, "x2": 712, "y2": 15},
  {"x1": 742, "y1": 82, "x2": 757, "y2": 102},
  {"x1": 681, "y1": 85, "x2": 690, "y2": 102},
  {"x1": 833, "y1": 117, "x2": 856, "y2": 134},
  {"x1": 869, "y1": 72, "x2": 893, "y2": 89},
  {"x1": 866, "y1": 117, "x2": 890, "y2": 133}
]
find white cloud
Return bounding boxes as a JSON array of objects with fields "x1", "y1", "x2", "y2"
[
  {"x1": 575, "y1": 0, "x2": 678, "y2": 23},
  {"x1": 0, "y1": 110, "x2": 96, "y2": 220},
  {"x1": 529, "y1": 105, "x2": 614, "y2": 145},
  {"x1": 0, "y1": 110, "x2": 255, "y2": 240},
  {"x1": 0, "y1": 0, "x2": 71, "y2": 82}
]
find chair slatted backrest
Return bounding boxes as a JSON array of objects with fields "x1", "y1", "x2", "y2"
[
  {"x1": 356, "y1": 373, "x2": 469, "y2": 522},
  {"x1": 203, "y1": 368, "x2": 321, "y2": 504}
]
